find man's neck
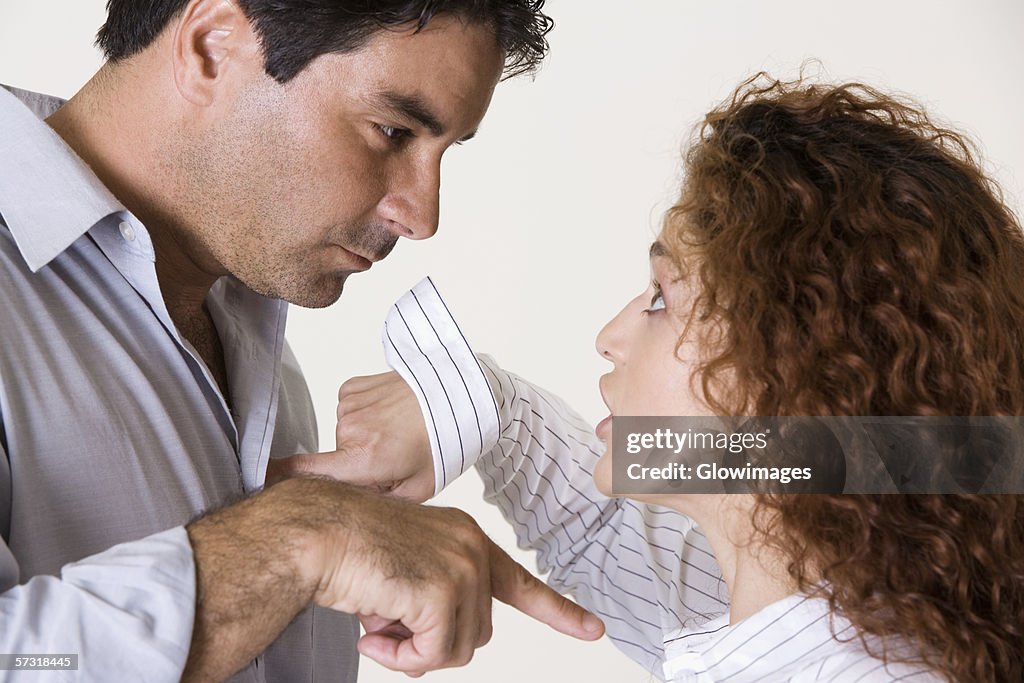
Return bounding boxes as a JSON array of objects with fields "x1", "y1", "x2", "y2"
[
  {"x1": 46, "y1": 62, "x2": 223, "y2": 315},
  {"x1": 46, "y1": 64, "x2": 231, "y2": 400}
]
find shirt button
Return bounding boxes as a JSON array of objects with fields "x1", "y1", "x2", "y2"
[{"x1": 118, "y1": 220, "x2": 136, "y2": 242}]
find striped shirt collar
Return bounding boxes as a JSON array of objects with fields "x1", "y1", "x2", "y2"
[
  {"x1": 663, "y1": 593, "x2": 859, "y2": 681},
  {"x1": 0, "y1": 84, "x2": 124, "y2": 272}
]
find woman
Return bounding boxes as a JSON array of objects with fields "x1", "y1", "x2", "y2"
[
  {"x1": 585, "y1": 74, "x2": 1024, "y2": 681},
  {"x1": 318, "y1": 73, "x2": 1024, "y2": 681}
]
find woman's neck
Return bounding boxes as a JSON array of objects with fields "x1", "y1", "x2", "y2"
[{"x1": 662, "y1": 494, "x2": 799, "y2": 623}]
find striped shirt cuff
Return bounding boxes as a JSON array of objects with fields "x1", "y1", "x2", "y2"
[{"x1": 382, "y1": 277, "x2": 501, "y2": 496}]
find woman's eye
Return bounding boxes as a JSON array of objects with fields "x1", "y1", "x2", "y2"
[{"x1": 646, "y1": 283, "x2": 666, "y2": 312}]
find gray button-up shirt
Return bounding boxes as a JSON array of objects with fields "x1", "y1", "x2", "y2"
[{"x1": 0, "y1": 85, "x2": 358, "y2": 682}]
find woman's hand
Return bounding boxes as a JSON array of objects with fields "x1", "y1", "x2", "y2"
[{"x1": 265, "y1": 371, "x2": 436, "y2": 502}]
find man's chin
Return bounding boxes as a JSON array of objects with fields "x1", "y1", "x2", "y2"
[
  {"x1": 290, "y1": 277, "x2": 351, "y2": 309},
  {"x1": 250, "y1": 271, "x2": 353, "y2": 308}
]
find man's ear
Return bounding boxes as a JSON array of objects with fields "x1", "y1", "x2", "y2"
[{"x1": 171, "y1": 0, "x2": 261, "y2": 106}]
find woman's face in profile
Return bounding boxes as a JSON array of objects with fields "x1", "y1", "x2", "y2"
[{"x1": 592, "y1": 239, "x2": 714, "y2": 495}]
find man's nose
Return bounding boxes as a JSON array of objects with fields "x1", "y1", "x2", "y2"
[{"x1": 380, "y1": 159, "x2": 441, "y2": 240}]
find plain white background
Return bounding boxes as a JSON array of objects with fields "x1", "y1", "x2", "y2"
[{"x1": 2, "y1": 2, "x2": 1022, "y2": 681}]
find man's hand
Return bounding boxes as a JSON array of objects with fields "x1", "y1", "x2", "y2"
[
  {"x1": 292, "y1": 480, "x2": 605, "y2": 674},
  {"x1": 267, "y1": 372, "x2": 436, "y2": 501},
  {"x1": 185, "y1": 478, "x2": 604, "y2": 681}
]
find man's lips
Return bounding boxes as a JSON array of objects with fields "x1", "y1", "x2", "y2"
[{"x1": 333, "y1": 244, "x2": 373, "y2": 270}]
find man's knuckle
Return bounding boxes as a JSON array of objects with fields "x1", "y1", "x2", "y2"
[
  {"x1": 453, "y1": 528, "x2": 488, "y2": 560},
  {"x1": 512, "y1": 562, "x2": 537, "y2": 592},
  {"x1": 447, "y1": 553, "x2": 478, "y2": 583},
  {"x1": 555, "y1": 593, "x2": 576, "y2": 619},
  {"x1": 447, "y1": 508, "x2": 480, "y2": 533}
]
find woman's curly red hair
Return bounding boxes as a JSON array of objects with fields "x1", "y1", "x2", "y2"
[{"x1": 664, "y1": 73, "x2": 1024, "y2": 681}]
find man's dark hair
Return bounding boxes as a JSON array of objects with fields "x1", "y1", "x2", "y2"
[{"x1": 96, "y1": 0, "x2": 552, "y2": 83}]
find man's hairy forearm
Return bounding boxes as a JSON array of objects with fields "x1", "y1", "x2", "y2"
[
  {"x1": 181, "y1": 479, "x2": 327, "y2": 682},
  {"x1": 177, "y1": 475, "x2": 601, "y2": 679}
]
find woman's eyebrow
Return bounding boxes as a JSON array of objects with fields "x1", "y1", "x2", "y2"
[{"x1": 649, "y1": 240, "x2": 669, "y2": 259}]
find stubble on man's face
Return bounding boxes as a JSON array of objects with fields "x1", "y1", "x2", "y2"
[
  {"x1": 174, "y1": 17, "x2": 505, "y2": 308},
  {"x1": 177, "y1": 86, "x2": 398, "y2": 308}
]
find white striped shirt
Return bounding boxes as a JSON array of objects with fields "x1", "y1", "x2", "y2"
[
  {"x1": 663, "y1": 594, "x2": 943, "y2": 682},
  {"x1": 383, "y1": 278, "x2": 943, "y2": 682}
]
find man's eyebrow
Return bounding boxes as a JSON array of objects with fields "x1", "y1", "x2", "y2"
[
  {"x1": 380, "y1": 92, "x2": 446, "y2": 137},
  {"x1": 649, "y1": 240, "x2": 669, "y2": 259},
  {"x1": 378, "y1": 92, "x2": 478, "y2": 143}
]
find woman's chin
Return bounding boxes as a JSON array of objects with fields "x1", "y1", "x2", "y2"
[{"x1": 593, "y1": 451, "x2": 615, "y2": 497}]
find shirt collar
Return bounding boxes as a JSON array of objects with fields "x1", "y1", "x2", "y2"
[
  {"x1": 663, "y1": 593, "x2": 856, "y2": 682},
  {"x1": 0, "y1": 84, "x2": 124, "y2": 272}
]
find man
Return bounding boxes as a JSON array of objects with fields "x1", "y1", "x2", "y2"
[{"x1": 0, "y1": 1, "x2": 603, "y2": 681}]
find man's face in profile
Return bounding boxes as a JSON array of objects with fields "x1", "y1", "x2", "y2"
[{"x1": 177, "y1": 15, "x2": 504, "y2": 307}]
